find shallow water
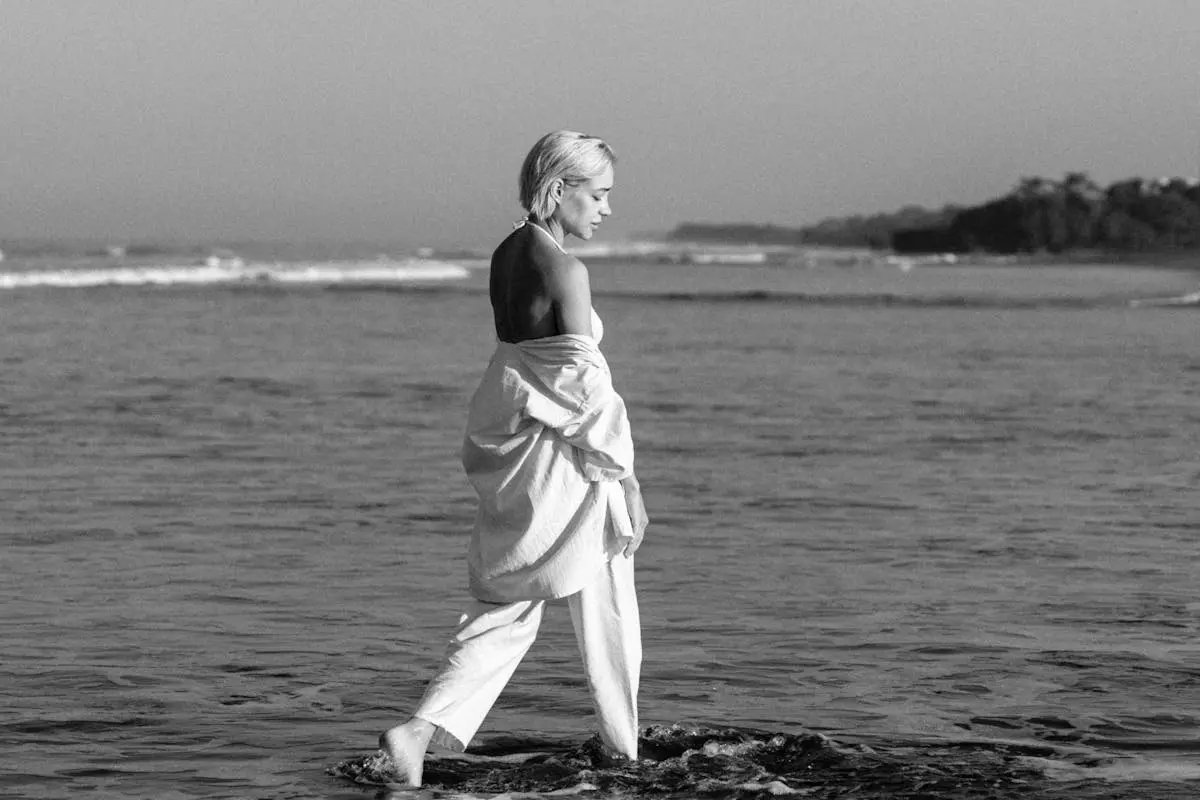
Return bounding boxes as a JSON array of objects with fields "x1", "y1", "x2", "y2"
[{"x1": 2, "y1": 258, "x2": 1200, "y2": 798}]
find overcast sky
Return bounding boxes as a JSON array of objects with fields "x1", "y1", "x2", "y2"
[{"x1": 4, "y1": 1, "x2": 1198, "y2": 248}]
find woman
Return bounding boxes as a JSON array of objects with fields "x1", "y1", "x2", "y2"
[{"x1": 379, "y1": 130, "x2": 649, "y2": 787}]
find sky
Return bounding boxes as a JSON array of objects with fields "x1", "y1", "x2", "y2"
[{"x1": 3, "y1": 0, "x2": 1199, "y2": 248}]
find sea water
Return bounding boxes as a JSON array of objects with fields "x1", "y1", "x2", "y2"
[{"x1": 2, "y1": 252, "x2": 1199, "y2": 799}]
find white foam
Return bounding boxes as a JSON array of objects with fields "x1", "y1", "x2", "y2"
[
  {"x1": 1130, "y1": 290, "x2": 1200, "y2": 307},
  {"x1": 263, "y1": 261, "x2": 469, "y2": 284},
  {"x1": 0, "y1": 259, "x2": 470, "y2": 289},
  {"x1": 1023, "y1": 754, "x2": 1200, "y2": 783},
  {"x1": 448, "y1": 258, "x2": 492, "y2": 270},
  {"x1": 685, "y1": 251, "x2": 767, "y2": 265}
]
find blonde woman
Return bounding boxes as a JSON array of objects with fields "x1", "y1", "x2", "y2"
[{"x1": 380, "y1": 131, "x2": 649, "y2": 787}]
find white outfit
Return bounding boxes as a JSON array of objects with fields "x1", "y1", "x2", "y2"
[
  {"x1": 411, "y1": 220, "x2": 641, "y2": 757},
  {"x1": 463, "y1": 307, "x2": 635, "y2": 602},
  {"x1": 413, "y1": 553, "x2": 640, "y2": 757}
]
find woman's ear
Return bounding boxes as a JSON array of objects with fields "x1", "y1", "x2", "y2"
[{"x1": 550, "y1": 179, "x2": 564, "y2": 202}]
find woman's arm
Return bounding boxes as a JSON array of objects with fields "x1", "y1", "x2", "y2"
[
  {"x1": 621, "y1": 474, "x2": 648, "y2": 557},
  {"x1": 544, "y1": 251, "x2": 645, "y2": 550},
  {"x1": 545, "y1": 256, "x2": 593, "y2": 337}
]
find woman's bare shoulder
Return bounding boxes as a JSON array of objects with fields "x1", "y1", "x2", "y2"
[
  {"x1": 493, "y1": 227, "x2": 586, "y2": 280},
  {"x1": 542, "y1": 252, "x2": 588, "y2": 293},
  {"x1": 543, "y1": 253, "x2": 591, "y2": 336}
]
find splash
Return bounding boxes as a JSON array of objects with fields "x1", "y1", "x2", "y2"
[{"x1": 327, "y1": 724, "x2": 1103, "y2": 799}]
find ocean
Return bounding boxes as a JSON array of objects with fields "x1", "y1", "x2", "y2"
[{"x1": 2, "y1": 249, "x2": 1199, "y2": 799}]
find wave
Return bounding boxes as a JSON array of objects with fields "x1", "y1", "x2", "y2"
[
  {"x1": 295, "y1": 284, "x2": 1200, "y2": 311},
  {"x1": 599, "y1": 290, "x2": 1149, "y2": 310},
  {"x1": 0, "y1": 259, "x2": 470, "y2": 289},
  {"x1": 327, "y1": 723, "x2": 1193, "y2": 799},
  {"x1": 1130, "y1": 291, "x2": 1200, "y2": 307}
]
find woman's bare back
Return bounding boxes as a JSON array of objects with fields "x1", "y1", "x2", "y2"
[{"x1": 490, "y1": 223, "x2": 593, "y2": 343}]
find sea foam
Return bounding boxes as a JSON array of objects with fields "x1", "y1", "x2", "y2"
[{"x1": 0, "y1": 258, "x2": 470, "y2": 289}]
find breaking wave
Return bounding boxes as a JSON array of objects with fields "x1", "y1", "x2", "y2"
[
  {"x1": 1130, "y1": 290, "x2": 1200, "y2": 307},
  {"x1": 595, "y1": 290, "x2": 1177, "y2": 310},
  {"x1": 0, "y1": 259, "x2": 470, "y2": 289}
]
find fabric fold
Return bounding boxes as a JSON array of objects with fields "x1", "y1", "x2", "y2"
[{"x1": 462, "y1": 331, "x2": 634, "y2": 603}]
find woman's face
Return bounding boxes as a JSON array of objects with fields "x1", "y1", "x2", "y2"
[{"x1": 553, "y1": 164, "x2": 614, "y2": 240}]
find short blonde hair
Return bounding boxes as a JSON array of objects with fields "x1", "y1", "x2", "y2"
[{"x1": 519, "y1": 130, "x2": 616, "y2": 220}]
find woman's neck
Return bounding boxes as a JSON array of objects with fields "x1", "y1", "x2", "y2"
[{"x1": 528, "y1": 216, "x2": 566, "y2": 247}]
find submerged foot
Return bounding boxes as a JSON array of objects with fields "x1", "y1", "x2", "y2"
[{"x1": 379, "y1": 719, "x2": 434, "y2": 787}]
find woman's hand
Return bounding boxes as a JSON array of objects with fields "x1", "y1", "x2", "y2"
[{"x1": 621, "y1": 476, "x2": 648, "y2": 557}]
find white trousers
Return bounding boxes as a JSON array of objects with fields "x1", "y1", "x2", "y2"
[{"x1": 412, "y1": 554, "x2": 641, "y2": 759}]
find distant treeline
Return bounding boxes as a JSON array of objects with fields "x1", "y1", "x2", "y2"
[
  {"x1": 670, "y1": 173, "x2": 1200, "y2": 254},
  {"x1": 671, "y1": 204, "x2": 959, "y2": 249}
]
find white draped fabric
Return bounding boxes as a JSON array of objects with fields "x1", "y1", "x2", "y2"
[{"x1": 462, "y1": 313, "x2": 635, "y2": 603}]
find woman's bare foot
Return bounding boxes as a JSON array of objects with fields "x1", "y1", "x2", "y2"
[{"x1": 379, "y1": 718, "x2": 435, "y2": 787}]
